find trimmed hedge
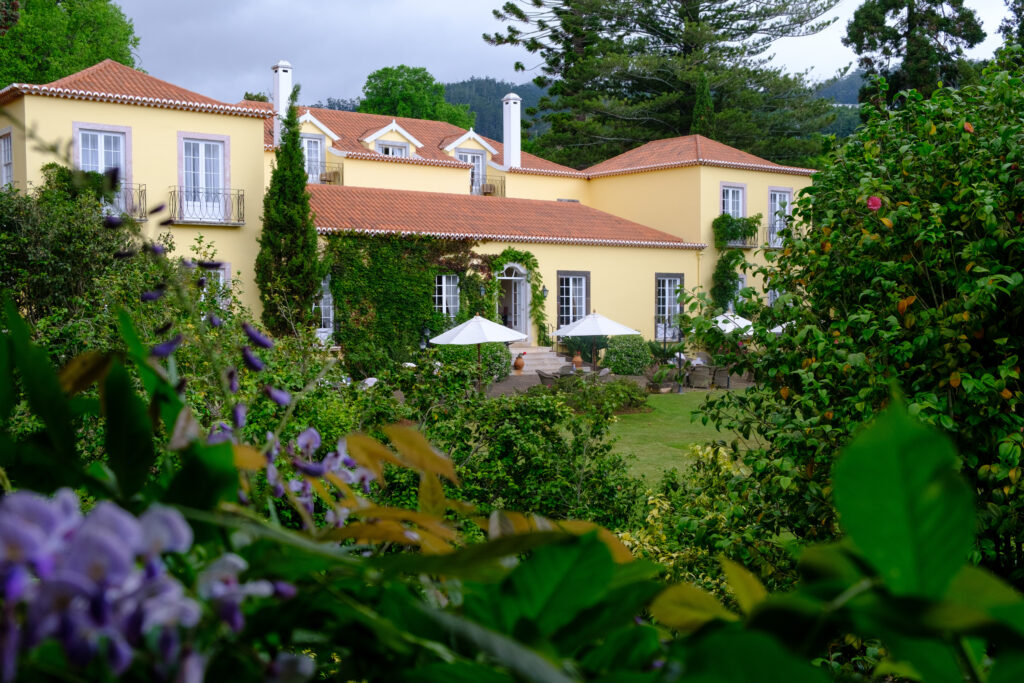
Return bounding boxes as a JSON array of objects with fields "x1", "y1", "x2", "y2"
[{"x1": 603, "y1": 335, "x2": 653, "y2": 375}]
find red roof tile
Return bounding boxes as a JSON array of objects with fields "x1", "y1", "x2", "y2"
[
  {"x1": 309, "y1": 185, "x2": 703, "y2": 249},
  {"x1": 248, "y1": 103, "x2": 578, "y2": 174},
  {"x1": 0, "y1": 60, "x2": 270, "y2": 117},
  {"x1": 585, "y1": 135, "x2": 814, "y2": 177}
]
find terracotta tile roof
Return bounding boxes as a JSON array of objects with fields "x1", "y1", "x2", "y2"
[
  {"x1": 247, "y1": 102, "x2": 579, "y2": 174},
  {"x1": 584, "y1": 135, "x2": 814, "y2": 177},
  {"x1": 310, "y1": 185, "x2": 703, "y2": 249},
  {"x1": 0, "y1": 60, "x2": 270, "y2": 118}
]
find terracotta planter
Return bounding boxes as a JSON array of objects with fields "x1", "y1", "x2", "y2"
[
  {"x1": 572, "y1": 352, "x2": 583, "y2": 369},
  {"x1": 513, "y1": 354, "x2": 525, "y2": 371}
]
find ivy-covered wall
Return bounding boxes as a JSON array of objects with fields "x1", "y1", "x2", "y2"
[{"x1": 324, "y1": 236, "x2": 550, "y2": 377}]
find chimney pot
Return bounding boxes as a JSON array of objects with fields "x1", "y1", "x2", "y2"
[{"x1": 502, "y1": 92, "x2": 522, "y2": 170}]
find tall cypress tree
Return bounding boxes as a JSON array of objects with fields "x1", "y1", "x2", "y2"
[
  {"x1": 689, "y1": 71, "x2": 715, "y2": 137},
  {"x1": 255, "y1": 86, "x2": 321, "y2": 335}
]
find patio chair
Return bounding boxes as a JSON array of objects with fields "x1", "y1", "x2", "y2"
[
  {"x1": 713, "y1": 366, "x2": 731, "y2": 389},
  {"x1": 695, "y1": 351, "x2": 713, "y2": 365},
  {"x1": 688, "y1": 365, "x2": 712, "y2": 389},
  {"x1": 597, "y1": 367, "x2": 613, "y2": 382},
  {"x1": 536, "y1": 369, "x2": 559, "y2": 387},
  {"x1": 558, "y1": 364, "x2": 576, "y2": 376}
]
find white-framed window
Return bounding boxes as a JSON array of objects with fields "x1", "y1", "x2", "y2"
[
  {"x1": 376, "y1": 141, "x2": 409, "y2": 158},
  {"x1": 313, "y1": 275, "x2": 334, "y2": 343},
  {"x1": 302, "y1": 136, "x2": 323, "y2": 183},
  {"x1": 182, "y1": 138, "x2": 224, "y2": 221},
  {"x1": 767, "y1": 288, "x2": 781, "y2": 306},
  {"x1": 768, "y1": 189, "x2": 791, "y2": 248},
  {"x1": 721, "y1": 184, "x2": 744, "y2": 218},
  {"x1": 557, "y1": 271, "x2": 589, "y2": 328},
  {"x1": 457, "y1": 149, "x2": 486, "y2": 193},
  {"x1": 199, "y1": 262, "x2": 230, "y2": 303},
  {"x1": 0, "y1": 132, "x2": 12, "y2": 187},
  {"x1": 728, "y1": 274, "x2": 747, "y2": 313},
  {"x1": 434, "y1": 274, "x2": 460, "y2": 318},
  {"x1": 79, "y1": 130, "x2": 124, "y2": 177},
  {"x1": 655, "y1": 274, "x2": 683, "y2": 341}
]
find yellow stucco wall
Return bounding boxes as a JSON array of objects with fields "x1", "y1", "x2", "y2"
[
  {"x1": 586, "y1": 167, "x2": 703, "y2": 244},
  {"x1": 0, "y1": 99, "x2": 28, "y2": 189},
  {"x1": 503, "y1": 172, "x2": 589, "y2": 202},
  {"x1": 342, "y1": 156, "x2": 469, "y2": 194},
  {"x1": 11, "y1": 95, "x2": 268, "y2": 312},
  {"x1": 480, "y1": 241, "x2": 701, "y2": 342}
]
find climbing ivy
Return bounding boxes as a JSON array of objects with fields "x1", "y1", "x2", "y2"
[
  {"x1": 485, "y1": 247, "x2": 551, "y2": 346},
  {"x1": 710, "y1": 213, "x2": 760, "y2": 311}
]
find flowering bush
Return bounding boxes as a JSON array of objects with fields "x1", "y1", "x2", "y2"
[{"x1": 602, "y1": 334, "x2": 654, "y2": 375}]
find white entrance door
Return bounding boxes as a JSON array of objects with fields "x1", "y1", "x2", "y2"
[{"x1": 497, "y1": 264, "x2": 529, "y2": 341}]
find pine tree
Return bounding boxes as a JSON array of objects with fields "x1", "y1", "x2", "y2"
[
  {"x1": 843, "y1": 0, "x2": 985, "y2": 104},
  {"x1": 689, "y1": 71, "x2": 715, "y2": 137},
  {"x1": 255, "y1": 86, "x2": 321, "y2": 335}
]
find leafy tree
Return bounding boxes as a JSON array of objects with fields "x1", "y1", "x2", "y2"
[
  {"x1": 255, "y1": 86, "x2": 321, "y2": 335},
  {"x1": 843, "y1": 0, "x2": 985, "y2": 104},
  {"x1": 311, "y1": 96, "x2": 360, "y2": 111},
  {"x1": 0, "y1": 0, "x2": 18, "y2": 36},
  {"x1": 0, "y1": 0, "x2": 139, "y2": 88},
  {"x1": 242, "y1": 91, "x2": 269, "y2": 102},
  {"x1": 358, "y1": 65, "x2": 475, "y2": 129},
  {"x1": 1001, "y1": 0, "x2": 1024, "y2": 47},
  {"x1": 486, "y1": 0, "x2": 841, "y2": 167},
  {"x1": 688, "y1": 51, "x2": 1024, "y2": 585}
]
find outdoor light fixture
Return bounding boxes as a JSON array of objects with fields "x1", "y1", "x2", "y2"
[{"x1": 541, "y1": 285, "x2": 549, "y2": 298}]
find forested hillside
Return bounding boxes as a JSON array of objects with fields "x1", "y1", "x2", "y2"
[{"x1": 444, "y1": 76, "x2": 545, "y2": 141}]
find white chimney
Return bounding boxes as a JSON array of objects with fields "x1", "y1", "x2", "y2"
[
  {"x1": 502, "y1": 92, "x2": 522, "y2": 169},
  {"x1": 271, "y1": 60, "x2": 293, "y2": 147}
]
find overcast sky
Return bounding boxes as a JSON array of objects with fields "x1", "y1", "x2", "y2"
[{"x1": 114, "y1": 0, "x2": 1010, "y2": 106}]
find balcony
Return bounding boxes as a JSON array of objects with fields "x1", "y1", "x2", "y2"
[
  {"x1": 167, "y1": 187, "x2": 245, "y2": 225},
  {"x1": 726, "y1": 233, "x2": 758, "y2": 248},
  {"x1": 765, "y1": 220, "x2": 786, "y2": 249},
  {"x1": 305, "y1": 161, "x2": 344, "y2": 185},
  {"x1": 105, "y1": 183, "x2": 147, "y2": 221},
  {"x1": 471, "y1": 175, "x2": 505, "y2": 197}
]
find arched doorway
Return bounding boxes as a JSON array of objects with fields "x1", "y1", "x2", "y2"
[{"x1": 496, "y1": 263, "x2": 529, "y2": 342}]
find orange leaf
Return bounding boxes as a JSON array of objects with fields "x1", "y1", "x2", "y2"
[
  {"x1": 383, "y1": 426, "x2": 460, "y2": 484},
  {"x1": 822, "y1": 241, "x2": 832, "y2": 253},
  {"x1": 950, "y1": 372, "x2": 961, "y2": 388},
  {"x1": 880, "y1": 217, "x2": 893, "y2": 229},
  {"x1": 233, "y1": 445, "x2": 266, "y2": 471},
  {"x1": 964, "y1": 121, "x2": 974, "y2": 133},
  {"x1": 780, "y1": 386, "x2": 790, "y2": 400},
  {"x1": 555, "y1": 520, "x2": 634, "y2": 563},
  {"x1": 897, "y1": 296, "x2": 917, "y2": 315},
  {"x1": 1001, "y1": 388, "x2": 1013, "y2": 400}
]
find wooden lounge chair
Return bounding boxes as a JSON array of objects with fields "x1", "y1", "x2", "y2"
[
  {"x1": 713, "y1": 366, "x2": 731, "y2": 389},
  {"x1": 688, "y1": 365, "x2": 712, "y2": 389}
]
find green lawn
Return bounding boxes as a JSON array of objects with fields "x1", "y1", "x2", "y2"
[{"x1": 610, "y1": 390, "x2": 739, "y2": 483}]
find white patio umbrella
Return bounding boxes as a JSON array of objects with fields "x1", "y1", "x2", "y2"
[
  {"x1": 429, "y1": 315, "x2": 526, "y2": 382},
  {"x1": 554, "y1": 312, "x2": 641, "y2": 370},
  {"x1": 713, "y1": 313, "x2": 753, "y2": 336}
]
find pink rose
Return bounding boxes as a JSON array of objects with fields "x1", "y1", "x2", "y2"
[{"x1": 867, "y1": 196, "x2": 882, "y2": 212}]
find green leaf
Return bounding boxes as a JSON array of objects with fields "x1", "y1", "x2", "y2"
[
  {"x1": 0, "y1": 337, "x2": 14, "y2": 423},
  {"x1": 720, "y1": 557, "x2": 768, "y2": 615},
  {"x1": 507, "y1": 532, "x2": 616, "y2": 637},
  {"x1": 990, "y1": 653, "x2": 1024, "y2": 683},
  {"x1": 402, "y1": 662, "x2": 515, "y2": 683},
  {"x1": 554, "y1": 580, "x2": 664, "y2": 655},
  {"x1": 684, "y1": 630, "x2": 827, "y2": 682},
  {"x1": 879, "y1": 634, "x2": 963, "y2": 683},
  {"x1": 832, "y1": 403, "x2": 973, "y2": 598},
  {"x1": 578, "y1": 624, "x2": 661, "y2": 673},
  {"x1": 103, "y1": 362, "x2": 155, "y2": 498},
  {"x1": 417, "y1": 607, "x2": 574, "y2": 683},
  {"x1": 163, "y1": 442, "x2": 237, "y2": 512},
  {"x1": 649, "y1": 583, "x2": 739, "y2": 633}
]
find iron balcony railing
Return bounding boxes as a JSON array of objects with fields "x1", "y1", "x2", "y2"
[
  {"x1": 105, "y1": 183, "x2": 147, "y2": 220},
  {"x1": 168, "y1": 187, "x2": 245, "y2": 225},
  {"x1": 726, "y1": 232, "x2": 759, "y2": 248},
  {"x1": 765, "y1": 219, "x2": 786, "y2": 248},
  {"x1": 471, "y1": 175, "x2": 506, "y2": 197},
  {"x1": 305, "y1": 161, "x2": 344, "y2": 185}
]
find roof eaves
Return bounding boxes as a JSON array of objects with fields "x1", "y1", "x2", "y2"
[
  {"x1": 506, "y1": 166, "x2": 588, "y2": 179},
  {"x1": 316, "y1": 225, "x2": 705, "y2": 249},
  {"x1": 0, "y1": 84, "x2": 273, "y2": 118},
  {"x1": 343, "y1": 151, "x2": 471, "y2": 169},
  {"x1": 587, "y1": 158, "x2": 815, "y2": 178}
]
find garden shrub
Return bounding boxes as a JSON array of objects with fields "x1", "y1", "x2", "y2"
[
  {"x1": 603, "y1": 334, "x2": 653, "y2": 375},
  {"x1": 689, "y1": 50, "x2": 1024, "y2": 586},
  {"x1": 433, "y1": 341, "x2": 510, "y2": 383},
  {"x1": 528, "y1": 374, "x2": 649, "y2": 414}
]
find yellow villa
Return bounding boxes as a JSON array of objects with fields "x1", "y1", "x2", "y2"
[{"x1": 0, "y1": 59, "x2": 813, "y2": 353}]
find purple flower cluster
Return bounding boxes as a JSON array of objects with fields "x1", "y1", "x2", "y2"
[
  {"x1": 0, "y1": 490, "x2": 198, "y2": 680},
  {"x1": 266, "y1": 428, "x2": 376, "y2": 529}
]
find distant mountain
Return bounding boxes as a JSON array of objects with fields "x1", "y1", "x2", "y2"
[
  {"x1": 815, "y1": 69, "x2": 866, "y2": 105},
  {"x1": 444, "y1": 77, "x2": 546, "y2": 141}
]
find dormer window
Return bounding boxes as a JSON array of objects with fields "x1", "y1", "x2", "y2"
[{"x1": 376, "y1": 142, "x2": 409, "y2": 158}]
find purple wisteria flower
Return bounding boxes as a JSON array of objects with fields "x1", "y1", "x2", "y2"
[
  {"x1": 225, "y1": 367, "x2": 240, "y2": 393},
  {"x1": 206, "y1": 313, "x2": 223, "y2": 328},
  {"x1": 140, "y1": 290, "x2": 164, "y2": 302},
  {"x1": 264, "y1": 386, "x2": 291, "y2": 407},
  {"x1": 196, "y1": 554, "x2": 273, "y2": 633},
  {"x1": 206, "y1": 422, "x2": 234, "y2": 446},
  {"x1": 295, "y1": 428, "x2": 320, "y2": 456},
  {"x1": 241, "y1": 347, "x2": 265, "y2": 372},
  {"x1": 242, "y1": 323, "x2": 274, "y2": 349},
  {"x1": 232, "y1": 403, "x2": 247, "y2": 430},
  {"x1": 146, "y1": 243, "x2": 166, "y2": 256},
  {"x1": 150, "y1": 334, "x2": 183, "y2": 359},
  {"x1": 103, "y1": 215, "x2": 123, "y2": 229},
  {"x1": 197, "y1": 260, "x2": 224, "y2": 270}
]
